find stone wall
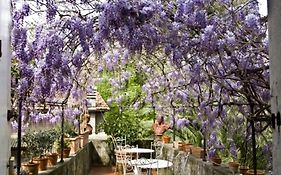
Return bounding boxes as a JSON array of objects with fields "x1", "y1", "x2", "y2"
[
  {"x1": 39, "y1": 142, "x2": 94, "y2": 175},
  {"x1": 160, "y1": 143, "x2": 238, "y2": 175},
  {"x1": 91, "y1": 139, "x2": 113, "y2": 166},
  {"x1": 38, "y1": 140, "x2": 239, "y2": 175}
]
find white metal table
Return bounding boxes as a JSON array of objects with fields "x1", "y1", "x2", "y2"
[
  {"x1": 130, "y1": 158, "x2": 173, "y2": 175},
  {"x1": 123, "y1": 148, "x2": 154, "y2": 154},
  {"x1": 115, "y1": 148, "x2": 155, "y2": 175}
]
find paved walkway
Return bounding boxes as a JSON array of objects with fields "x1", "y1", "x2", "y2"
[
  {"x1": 88, "y1": 166, "x2": 158, "y2": 175},
  {"x1": 88, "y1": 166, "x2": 115, "y2": 175}
]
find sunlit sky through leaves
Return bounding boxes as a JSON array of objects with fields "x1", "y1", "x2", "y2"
[{"x1": 258, "y1": 0, "x2": 267, "y2": 16}]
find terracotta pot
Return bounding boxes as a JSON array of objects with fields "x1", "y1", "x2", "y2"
[
  {"x1": 178, "y1": 143, "x2": 184, "y2": 151},
  {"x1": 46, "y1": 153, "x2": 58, "y2": 166},
  {"x1": 162, "y1": 136, "x2": 171, "y2": 143},
  {"x1": 21, "y1": 162, "x2": 39, "y2": 175},
  {"x1": 182, "y1": 143, "x2": 193, "y2": 153},
  {"x1": 33, "y1": 157, "x2": 48, "y2": 171},
  {"x1": 174, "y1": 141, "x2": 182, "y2": 149},
  {"x1": 191, "y1": 147, "x2": 204, "y2": 158},
  {"x1": 57, "y1": 148, "x2": 71, "y2": 158},
  {"x1": 211, "y1": 156, "x2": 222, "y2": 166},
  {"x1": 240, "y1": 166, "x2": 249, "y2": 175},
  {"x1": 228, "y1": 161, "x2": 240, "y2": 173},
  {"x1": 246, "y1": 169, "x2": 265, "y2": 175},
  {"x1": 65, "y1": 137, "x2": 80, "y2": 155}
]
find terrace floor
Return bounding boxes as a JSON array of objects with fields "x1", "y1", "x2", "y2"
[
  {"x1": 88, "y1": 166, "x2": 115, "y2": 175},
  {"x1": 88, "y1": 166, "x2": 158, "y2": 175}
]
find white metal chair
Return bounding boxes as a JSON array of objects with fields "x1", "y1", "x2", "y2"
[
  {"x1": 113, "y1": 136, "x2": 127, "y2": 149},
  {"x1": 147, "y1": 141, "x2": 164, "y2": 175},
  {"x1": 110, "y1": 136, "x2": 127, "y2": 174},
  {"x1": 118, "y1": 145, "x2": 136, "y2": 175},
  {"x1": 111, "y1": 136, "x2": 136, "y2": 175}
]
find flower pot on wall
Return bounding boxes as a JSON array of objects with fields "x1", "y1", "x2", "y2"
[
  {"x1": 46, "y1": 153, "x2": 58, "y2": 166},
  {"x1": 246, "y1": 169, "x2": 265, "y2": 175},
  {"x1": 57, "y1": 148, "x2": 71, "y2": 158},
  {"x1": 33, "y1": 157, "x2": 48, "y2": 171},
  {"x1": 21, "y1": 162, "x2": 39, "y2": 175},
  {"x1": 182, "y1": 143, "x2": 193, "y2": 153},
  {"x1": 162, "y1": 135, "x2": 171, "y2": 143},
  {"x1": 240, "y1": 166, "x2": 249, "y2": 175},
  {"x1": 190, "y1": 146, "x2": 204, "y2": 159},
  {"x1": 65, "y1": 136, "x2": 80, "y2": 155},
  {"x1": 228, "y1": 161, "x2": 240, "y2": 173},
  {"x1": 211, "y1": 156, "x2": 222, "y2": 166}
]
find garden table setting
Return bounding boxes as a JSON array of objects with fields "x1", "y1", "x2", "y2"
[{"x1": 129, "y1": 158, "x2": 173, "y2": 175}]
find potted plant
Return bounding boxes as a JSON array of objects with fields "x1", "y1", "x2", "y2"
[
  {"x1": 239, "y1": 165, "x2": 249, "y2": 175},
  {"x1": 191, "y1": 146, "x2": 204, "y2": 159},
  {"x1": 21, "y1": 162, "x2": 39, "y2": 175},
  {"x1": 228, "y1": 161, "x2": 240, "y2": 173},
  {"x1": 208, "y1": 148, "x2": 222, "y2": 166},
  {"x1": 62, "y1": 122, "x2": 80, "y2": 155},
  {"x1": 46, "y1": 152, "x2": 59, "y2": 167},
  {"x1": 43, "y1": 129, "x2": 60, "y2": 166},
  {"x1": 175, "y1": 124, "x2": 203, "y2": 153},
  {"x1": 161, "y1": 129, "x2": 172, "y2": 144},
  {"x1": 54, "y1": 138, "x2": 71, "y2": 158},
  {"x1": 226, "y1": 142, "x2": 240, "y2": 173},
  {"x1": 246, "y1": 170, "x2": 265, "y2": 175},
  {"x1": 22, "y1": 130, "x2": 40, "y2": 175},
  {"x1": 162, "y1": 135, "x2": 171, "y2": 143},
  {"x1": 35, "y1": 129, "x2": 60, "y2": 171}
]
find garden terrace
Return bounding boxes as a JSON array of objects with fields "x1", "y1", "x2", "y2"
[
  {"x1": 20, "y1": 138, "x2": 249, "y2": 175},
  {"x1": 9, "y1": 0, "x2": 272, "y2": 175}
]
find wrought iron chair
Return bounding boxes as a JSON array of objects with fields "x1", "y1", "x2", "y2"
[
  {"x1": 143, "y1": 141, "x2": 163, "y2": 175},
  {"x1": 118, "y1": 145, "x2": 137, "y2": 175},
  {"x1": 110, "y1": 136, "x2": 127, "y2": 174}
]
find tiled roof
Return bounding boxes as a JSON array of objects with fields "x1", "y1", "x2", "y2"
[{"x1": 87, "y1": 91, "x2": 110, "y2": 112}]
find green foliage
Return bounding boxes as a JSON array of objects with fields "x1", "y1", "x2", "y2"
[
  {"x1": 54, "y1": 121, "x2": 78, "y2": 138},
  {"x1": 23, "y1": 129, "x2": 60, "y2": 159},
  {"x1": 175, "y1": 126, "x2": 203, "y2": 146},
  {"x1": 96, "y1": 75, "x2": 112, "y2": 101},
  {"x1": 96, "y1": 64, "x2": 153, "y2": 144},
  {"x1": 54, "y1": 138, "x2": 71, "y2": 150},
  {"x1": 99, "y1": 104, "x2": 146, "y2": 144}
]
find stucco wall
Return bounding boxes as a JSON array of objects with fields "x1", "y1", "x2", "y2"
[
  {"x1": 160, "y1": 143, "x2": 237, "y2": 175},
  {"x1": 0, "y1": 1, "x2": 12, "y2": 174}
]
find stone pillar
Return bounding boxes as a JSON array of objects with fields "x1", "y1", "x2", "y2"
[
  {"x1": 0, "y1": 1, "x2": 12, "y2": 174},
  {"x1": 268, "y1": 0, "x2": 281, "y2": 174},
  {"x1": 88, "y1": 112, "x2": 96, "y2": 133}
]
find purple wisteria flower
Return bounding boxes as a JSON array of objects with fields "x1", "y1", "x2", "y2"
[
  {"x1": 245, "y1": 13, "x2": 259, "y2": 30},
  {"x1": 176, "y1": 118, "x2": 189, "y2": 128},
  {"x1": 230, "y1": 141, "x2": 237, "y2": 159}
]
